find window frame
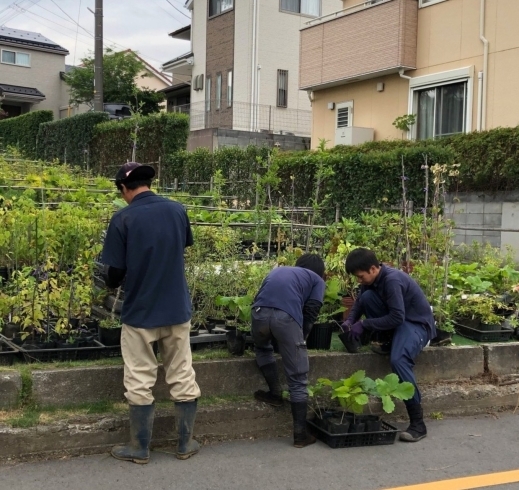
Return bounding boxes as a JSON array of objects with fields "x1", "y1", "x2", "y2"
[
  {"x1": 279, "y1": 0, "x2": 321, "y2": 17},
  {"x1": 216, "y1": 72, "x2": 222, "y2": 110},
  {"x1": 205, "y1": 76, "x2": 212, "y2": 112},
  {"x1": 1, "y1": 49, "x2": 31, "y2": 67},
  {"x1": 418, "y1": 0, "x2": 448, "y2": 8},
  {"x1": 277, "y1": 69, "x2": 289, "y2": 108},
  {"x1": 408, "y1": 66, "x2": 473, "y2": 140},
  {"x1": 208, "y1": 0, "x2": 234, "y2": 19},
  {"x1": 227, "y1": 69, "x2": 233, "y2": 108}
]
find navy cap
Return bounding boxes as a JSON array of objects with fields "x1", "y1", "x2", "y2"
[{"x1": 115, "y1": 162, "x2": 155, "y2": 185}]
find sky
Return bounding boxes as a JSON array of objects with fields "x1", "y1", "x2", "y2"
[{"x1": 0, "y1": 0, "x2": 191, "y2": 70}]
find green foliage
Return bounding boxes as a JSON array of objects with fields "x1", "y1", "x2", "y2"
[
  {"x1": 92, "y1": 112, "x2": 189, "y2": 173},
  {"x1": 215, "y1": 294, "x2": 253, "y2": 325},
  {"x1": 0, "y1": 111, "x2": 53, "y2": 158},
  {"x1": 37, "y1": 112, "x2": 109, "y2": 165},
  {"x1": 63, "y1": 48, "x2": 165, "y2": 114},
  {"x1": 393, "y1": 114, "x2": 416, "y2": 133}
]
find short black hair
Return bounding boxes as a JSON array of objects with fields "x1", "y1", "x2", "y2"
[
  {"x1": 116, "y1": 179, "x2": 152, "y2": 191},
  {"x1": 345, "y1": 248, "x2": 380, "y2": 274},
  {"x1": 295, "y1": 253, "x2": 325, "y2": 278}
]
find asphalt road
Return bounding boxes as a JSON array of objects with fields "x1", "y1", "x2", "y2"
[{"x1": 1, "y1": 413, "x2": 519, "y2": 490}]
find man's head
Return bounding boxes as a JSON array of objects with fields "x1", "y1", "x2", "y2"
[
  {"x1": 295, "y1": 253, "x2": 325, "y2": 278},
  {"x1": 115, "y1": 162, "x2": 155, "y2": 203},
  {"x1": 345, "y1": 248, "x2": 381, "y2": 286}
]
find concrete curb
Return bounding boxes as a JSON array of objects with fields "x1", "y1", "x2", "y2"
[
  {"x1": 30, "y1": 345, "x2": 486, "y2": 407},
  {"x1": 1, "y1": 382, "x2": 518, "y2": 462},
  {"x1": 0, "y1": 372, "x2": 21, "y2": 409}
]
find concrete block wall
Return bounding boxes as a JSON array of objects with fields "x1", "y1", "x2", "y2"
[{"x1": 445, "y1": 191, "x2": 519, "y2": 258}]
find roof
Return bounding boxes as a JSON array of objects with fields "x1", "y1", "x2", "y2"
[
  {"x1": 162, "y1": 51, "x2": 193, "y2": 69},
  {"x1": 122, "y1": 50, "x2": 172, "y2": 86},
  {"x1": 0, "y1": 26, "x2": 69, "y2": 54},
  {"x1": 0, "y1": 83, "x2": 45, "y2": 98},
  {"x1": 168, "y1": 25, "x2": 191, "y2": 41}
]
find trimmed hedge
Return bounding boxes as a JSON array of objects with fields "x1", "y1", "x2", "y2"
[
  {"x1": 37, "y1": 112, "x2": 109, "y2": 166},
  {"x1": 92, "y1": 112, "x2": 189, "y2": 173},
  {"x1": 164, "y1": 143, "x2": 454, "y2": 217},
  {"x1": 0, "y1": 110, "x2": 53, "y2": 159}
]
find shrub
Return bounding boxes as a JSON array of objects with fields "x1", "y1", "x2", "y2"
[
  {"x1": 37, "y1": 112, "x2": 109, "y2": 166},
  {"x1": 92, "y1": 112, "x2": 189, "y2": 174},
  {"x1": 0, "y1": 111, "x2": 53, "y2": 159}
]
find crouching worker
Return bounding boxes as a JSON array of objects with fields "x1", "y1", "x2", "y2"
[
  {"x1": 341, "y1": 248, "x2": 435, "y2": 443},
  {"x1": 102, "y1": 162, "x2": 201, "y2": 464},
  {"x1": 251, "y1": 254, "x2": 326, "y2": 448}
]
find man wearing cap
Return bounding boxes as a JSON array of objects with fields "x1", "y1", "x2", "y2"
[{"x1": 101, "y1": 162, "x2": 201, "y2": 464}]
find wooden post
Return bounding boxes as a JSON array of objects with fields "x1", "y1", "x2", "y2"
[
  {"x1": 174, "y1": 178, "x2": 178, "y2": 192},
  {"x1": 335, "y1": 203, "x2": 340, "y2": 223}
]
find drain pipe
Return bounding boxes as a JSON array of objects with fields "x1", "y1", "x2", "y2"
[
  {"x1": 479, "y1": 0, "x2": 489, "y2": 131},
  {"x1": 250, "y1": 0, "x2": 258, "y2": 131},
  {"x1": 398, "y1": 68, "x2": 412, "y2": 80},
  {"x1": 477, "y1": 71, "x2": 483, "y2": 131}
]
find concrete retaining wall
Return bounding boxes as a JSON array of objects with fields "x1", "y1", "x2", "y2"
[
  {"x1": 0, "y1": 372, "x2": 21, "y2": 409},
  {"x1": 28, "y1": 346, "x2": 486, "y2": 407}
]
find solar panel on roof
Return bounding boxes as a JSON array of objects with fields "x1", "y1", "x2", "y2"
[{"x1": 0, "y1": 26, "x2": 59, "y2": 47}]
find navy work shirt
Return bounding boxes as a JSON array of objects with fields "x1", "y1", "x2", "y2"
[
  {"x1": 101, "y1": 191, "x2": 193, "y2": 329},
  {"x1": 253, "y1": 266, "x2": 325, "y2": 327},
  {"x1": 347, "y1": 265, "x2": 436, "y2": 339}
]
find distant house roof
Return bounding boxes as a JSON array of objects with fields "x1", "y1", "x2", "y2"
[
  {"x1": 0, "y1": 26, "x2": 69, "y2": 55},
  {"x1": 122, "y1": 50, "x2": 172, "y2": 86},
  {"x1": 169, "y1": 25, "x2": 190, "y2": 41},
  {"x1": 0, "y1": 83, "x2": 45, "y2": 99}
]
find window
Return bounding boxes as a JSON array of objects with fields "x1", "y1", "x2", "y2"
[
  {"x1": 227, "y1": 70, "x2": 233, "y2": 108},
  {"x1": 1, "y1": 50, "x2": 30, "y2": 67},
  {"x1": 216, "y1": 73, "x2": 222, "y2": 110},
  {"x1": 209, "y1": 0, "x2": 233, "y2": 17},
  {"x1": 277, "y1": 70, "x2": 288, "y2": 108},
  {"x1": 419, "y1": 0, "x2": 448, "y2": 7},
  {"x1": 205, "y1": 77, "x2": 211, "y2": 112},
  {"x1": 280, "y1": 0, "x2": 321, "y2": 17},
  {"x1": 416, "y1": 82, "x2": 467, "y2": 140}
]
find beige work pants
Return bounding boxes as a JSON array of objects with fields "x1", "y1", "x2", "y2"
[{"x1": 121, "y1": 322, "x2": 201, "y2": 406}]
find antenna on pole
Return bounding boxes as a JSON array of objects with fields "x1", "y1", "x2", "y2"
[{"x1": 93, "y1": 0, "x2": 104, "y2": 112}]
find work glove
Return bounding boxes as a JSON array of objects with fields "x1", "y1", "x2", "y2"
[
  {"x1": 340, "y1": 320, "x2": 352, "y2": 333},
  {"x1": 345, "y1": 320, "x2": 364, "y2": 342}
]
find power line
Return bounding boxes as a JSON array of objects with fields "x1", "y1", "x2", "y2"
[
  {"x1": 164, "y1": 0, "x2": 190, "y2": 20},
  {"x1": 73, "y1": 0, "x2": 82, "y2": 66}
]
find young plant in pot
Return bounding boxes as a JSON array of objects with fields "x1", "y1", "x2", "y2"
[
  {"x1": 215, "y1": 294, "x2": 253, "y2": 356},
  {"x1": 308, "y1": 370, "x2": 415, "y2": 436},
  {"x1": 456, "y1": 295, "x2": 507, "y2": 332}
]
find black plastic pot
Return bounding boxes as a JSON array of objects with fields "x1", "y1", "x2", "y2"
[
  {"x1": 1, "y1": 322, "x2": 21, "y2": 340},
  {"x1": 226, "y1": 329, "x2": 246, "y2": 356},
  {"x1": 328, "y1": 417, "x2": 351, "y2": 434},
  {"x1": 0, "y1": 266, "x2": 9, "y2": 282},
  {"x1": 338, "y1": 332, "x2": 361, "y2": 353},
  {"x1": 362, "y1": 415, "x2": 382, "y2": 432},
  {"x1": 430, "y1": 328, "x2": 453, "y2": 347},
  {"x1": 98, "y1": 326, "x2": 122, "y2": 346},
  {"x1": 306, "y1": 323, "x2": 333, "y2": 350},
  {"x1": 348, "y1": 422, "x2": 366, "y2": 434}
]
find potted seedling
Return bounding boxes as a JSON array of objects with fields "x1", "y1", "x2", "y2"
[
  {"x1": 215, "y1": 294, "x2": 253, "y2": 356},
  {"x1": 307, "y1": 370, "x2": 415, "y2": 448}
]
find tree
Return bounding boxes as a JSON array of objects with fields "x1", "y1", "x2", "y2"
[{"x1": 63, "y1": 48, "x2": 165, "y2": 115}]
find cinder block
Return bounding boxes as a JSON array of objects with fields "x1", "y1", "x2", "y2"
[
  {"x1": 483, "y1": 214, "x2": 502, "y2": 226},
  {"x1": 466, "y1": 214, "x2": 484, "y2": 226},
  {"x1": 484, "y1": 202, "x2": 502, "y2": 214},
  {"x1": 485, "y1": 344, "x2": 519, "y2": 376},
  {"x1": 466, "y1": 203, "x2": 484, "y2": 214}
]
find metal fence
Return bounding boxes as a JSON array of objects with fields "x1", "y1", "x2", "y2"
[{"x1": 172, "y1": 100, "x2": 312, "y2": 137}]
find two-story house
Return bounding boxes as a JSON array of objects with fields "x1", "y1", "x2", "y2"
[
  {"x1": 0, "y1": 26, "x2": 69, "y2": 119},
  {"x1": 162, "y1": 0, "x2": 343, "y2": 150},
  {"x1": 299, "y1": 0, "x2": 519, "y2": 147}
]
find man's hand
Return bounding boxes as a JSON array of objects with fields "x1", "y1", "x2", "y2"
[
  {"x1": 340, "y1": 320, "x2": 352, "y2": 333},
  {"x1": 343, "y1": 320, "x2": 364, "y2": 342}
]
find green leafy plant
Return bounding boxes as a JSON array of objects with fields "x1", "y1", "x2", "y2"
[
  {"x1": 392, "y1": 114, "x2": 416, "y2": 135},
  {"x1": 215, "y1": 294, "x2": 253, "y2": 326}
]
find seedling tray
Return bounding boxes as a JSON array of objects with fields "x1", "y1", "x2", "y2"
[
  {"x1": 307, "y1": 418, "x2": 398, "y2": 449},
  {"x1": 455, "y1": 323, "x2": 514, "y2": 342}
]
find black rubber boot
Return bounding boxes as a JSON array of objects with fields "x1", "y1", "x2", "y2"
[
  {"x1": 175, "y1": 400, "x2": 200, "y2": 460},
  {"x1": 400, "y1": 402, "x2": 427, "y2": 442},
  {"x1": 291, "y1": 401, "x2": 316, "y2": 448},
  {"x1": 111, "y1": 404, "x2": 155, "y2": 464},
  {"x1": 254, "y1": 362, "x2": 283, "y2": 407}
]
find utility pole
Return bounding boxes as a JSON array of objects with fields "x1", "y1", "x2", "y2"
[{"x1": 93, "y1": 0, "x2": 104, "y2": 112}]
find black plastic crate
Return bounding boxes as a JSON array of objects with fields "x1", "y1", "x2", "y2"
[
  {"x1": 455, "y1": 322, "x2": 514, "y2": 342},
  {"x1": 307, "y1": 418, "x2": 398, "y2": 449}
]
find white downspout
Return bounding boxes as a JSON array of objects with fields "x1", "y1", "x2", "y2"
[
  {"x1": 250, "y1": 0, "x2": 258, "y2": 131},
  {"x1": 399, "y1": 69, "x2": 413, "y2": 139},
  {"x1": 477, "y1": 71, "x2": 483, "y2": 131},
  {"x1": 254, "y1": 3, "x2": 260, "y2": 132},
  {"x1": 479, "y1": 0, "x2": 489, "y2": 131}
]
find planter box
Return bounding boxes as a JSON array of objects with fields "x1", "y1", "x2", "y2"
[
  {"x1": 307, "y1": 417, "x2": 398, "y2": 449},
  {"x1": 455, "y1": 322, "x2": 514, "y2": 342}
]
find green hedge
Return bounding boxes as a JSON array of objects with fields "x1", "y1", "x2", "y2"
[
  {"x1": 0, "y1": 110, "x2": 53, "y2": 159},
  {"x1": 92, "y1": 112, "x2": 189, "y2": 174},
  {"x1": 37, "y1": 112, "x2": 109, "y2": 166},
  {"x1": 165, "y1": 144, "x2": 454, "y2": 217}
]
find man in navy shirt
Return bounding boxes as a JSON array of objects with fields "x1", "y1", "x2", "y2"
[
  {"x1": 342, "y1": 248, "x2": 435, "y2": 443},
  {"x1": 102, "y1": 162, "x2": 201, "y2": 464},
  {"x1": 252, "y1": 254, "x2": 326, "y2": 448}
]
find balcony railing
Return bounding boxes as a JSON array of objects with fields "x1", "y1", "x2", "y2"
[
  {"x1": 299, "y1": 0, "x2": 417, "y2": 91},
  {"x1": 172, "y1": 100, "x2": 311, "y2": 137}
]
